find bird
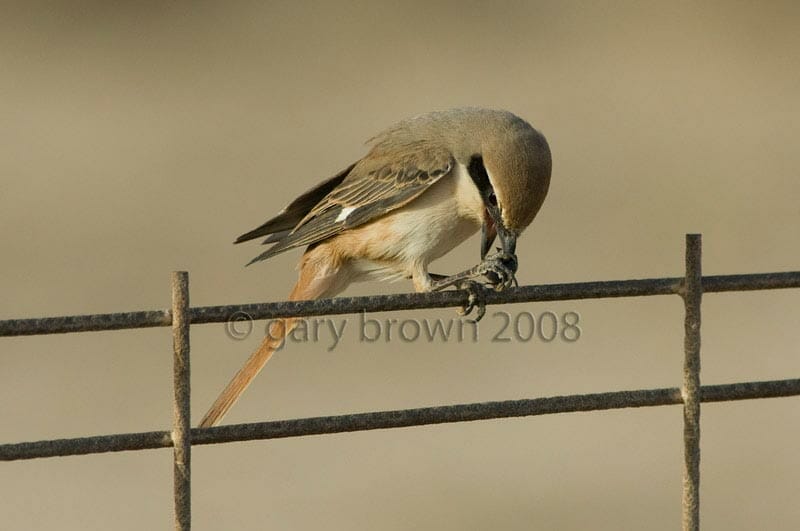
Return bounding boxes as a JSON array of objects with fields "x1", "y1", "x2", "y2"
[{"x1": 198, "y1": 107, "x2": 552, "y2": 428}]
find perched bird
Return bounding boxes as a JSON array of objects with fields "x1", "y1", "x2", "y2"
[{"x1": 199, "y1": 108, "x2": 552, "y2": 428}]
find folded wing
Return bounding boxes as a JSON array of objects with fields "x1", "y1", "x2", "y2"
[{"x1": 240, "y1": 144, "x2": 454, "y2": 265}]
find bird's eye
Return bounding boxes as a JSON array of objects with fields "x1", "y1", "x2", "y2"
[{"x1": 487, "y1": 192, "x2": 498, "y2": 207}]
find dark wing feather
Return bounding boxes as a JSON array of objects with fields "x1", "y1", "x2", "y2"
[
  {"x1": 245, "y1": 145, "x2": 454, "y2": 265},
  {"x1": 260, "y1": 229, "x2": 291, "y2": 244},
  {"x1": 234, "y1": 163, "x2": 355, "y2": 244}
]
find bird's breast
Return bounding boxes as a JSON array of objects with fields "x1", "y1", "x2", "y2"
[{"x1": 331, "y1": 162, "x2": 484, "y2": 282}]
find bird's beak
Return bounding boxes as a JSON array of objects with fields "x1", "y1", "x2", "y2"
[
  {"x1": 483, "y1": 206, "x2": 516, "y2": 258},
  {"x1": 498, "y1": 226, "x2": 517, "y2": 256},
  {"x1": 480, "y1": 215, "x2": 497, "y2": 260}
]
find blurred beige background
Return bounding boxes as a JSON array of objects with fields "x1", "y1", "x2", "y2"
[{"x1": 2, "y1": 1, "x2": 799, "y2": 529}]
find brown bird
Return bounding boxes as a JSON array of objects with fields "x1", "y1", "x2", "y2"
[{"x1": 199, "y1": 108, "x2": 552, "y2": 428}]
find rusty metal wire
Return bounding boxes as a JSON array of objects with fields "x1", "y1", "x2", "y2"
[
  {"x1": 1, "y1": 272, "x2": 799, "y2": 337},
  {"x1": 2, "y1": 378, "x2": 799, "y2": 462},
  {"x1": 682, "y1": 235, "x2": 702, "y2": 531},
  {"x1": 171, "y1": 272, "x2": 191, "y2": 531}
]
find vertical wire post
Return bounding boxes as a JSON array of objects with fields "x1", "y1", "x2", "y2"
[
  {"x1": 172, "y1": 272, "x2": 191, "y2": 530},
  {"x1": 682, "y1": 234, "x2": 702, "y2": 531}
]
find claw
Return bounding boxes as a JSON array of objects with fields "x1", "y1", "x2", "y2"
[
  {"x1": 427, "y1": 251, "x2": 519, "y2": 321},
  {"x1": 478, "y1": 251, "x2": 518, "y2": 291},
  {"x1": 455, "y1": 280, "x2": 488, "y2": 322}
]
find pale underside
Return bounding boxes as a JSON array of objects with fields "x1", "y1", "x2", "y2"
[{"x1": 297, "y1": 162, "x2": 485, "y2": 297}]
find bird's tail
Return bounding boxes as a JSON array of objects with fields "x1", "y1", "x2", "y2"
[
  {"x1": 197, "y1": 316, "x2": 298, "y2": 428},
  {"x1": 198, "y1": 253, "x2": 339, "y2": 428}
]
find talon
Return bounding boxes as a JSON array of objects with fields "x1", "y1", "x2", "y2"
[
  {"x1": 455, "y1": 280, "x2": 488, "y2": 322},
  {"x1": 457, "y1": 292, "x2": 474, "y2": 316},
  {"x1": 477, "y1": 251, "x2": 518, "y2": 291}
]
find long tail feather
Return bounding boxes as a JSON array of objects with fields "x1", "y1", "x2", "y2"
[
  {"x1": 198, "y1": 317, "x2": 297, "y2": 428},
  {"x1": 198, "y1": 248, "x2": 340, "y2": 428}
]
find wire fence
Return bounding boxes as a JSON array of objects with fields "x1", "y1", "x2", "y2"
[{"x1": 2, "y1": 234, "x2": 799, "y2": 531}]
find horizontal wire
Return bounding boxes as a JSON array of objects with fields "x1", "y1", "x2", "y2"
[
  {"x1": 2, "y1": 271, "x2": 799, "y2": 337},
  {"x1": 2, "y1": 378, "x2": 799, "y2": 461}
]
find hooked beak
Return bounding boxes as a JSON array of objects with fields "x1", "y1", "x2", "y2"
[
  {"x1": 480, "y1": 215, "x2": 497, "y2": 260},
  {"x1": 481, "y1": 206, "x2": 517, "y2": 259}
]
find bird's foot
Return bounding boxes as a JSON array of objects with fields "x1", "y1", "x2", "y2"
[
  {"x1": 428, "y1": 251, "x2": 518, "y2": 322},
  {"x1": 455, "y1": 279, "x2": 490, "y2": 322},
  {"x1": 475, "y1": 250, "x2": 519, "y2": 291},
  {"x1": 428, "y1": 251, "x2": 519, "y2": 293}
]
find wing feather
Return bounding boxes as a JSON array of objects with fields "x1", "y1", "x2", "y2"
[
  {"x1": 245, "y1": 144, "x2": 454, "y2": 264},
  {"x1": 234, "y1": 163, "x2": 355, "y2": 244}
]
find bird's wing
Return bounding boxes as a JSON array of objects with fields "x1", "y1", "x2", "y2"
[
  {"x1": 245, "y1": 144, "x2": 454, "y2": 265},
  {"x1": 234, "y1": 163, "x2": 356, "y2": 244}
]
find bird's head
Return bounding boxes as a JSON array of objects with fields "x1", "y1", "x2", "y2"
[
  {"x1": 375, "y1": 107, "x2": 552, "y2": 259},
  {"x1": 461, "y1": 110, "x2": 552, "y2": 258}
]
